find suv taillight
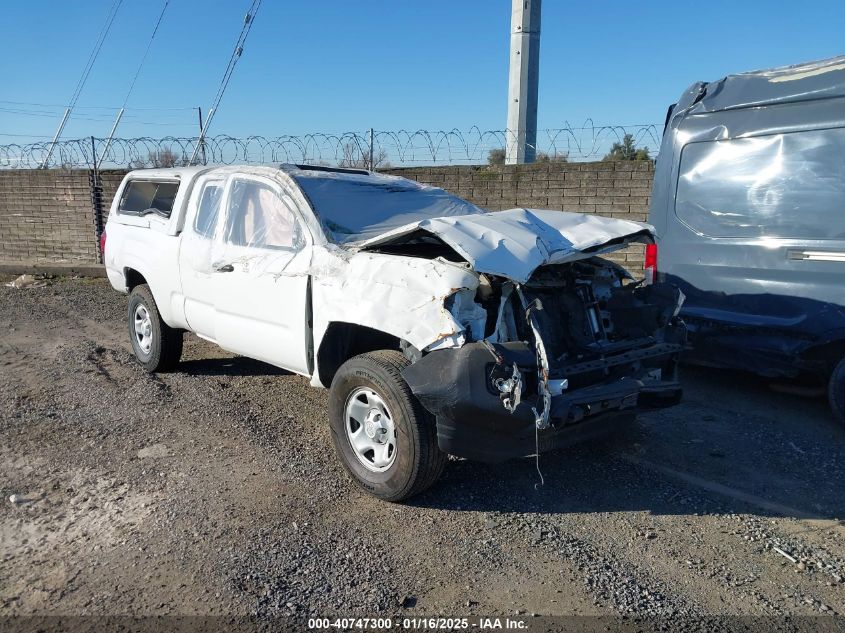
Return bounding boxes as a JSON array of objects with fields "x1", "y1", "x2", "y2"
[
  {"x1": 644, "y1": 243, "x2": 657, "y2": 285},
  {"x1": 99, "y1": 229, "x2": 107, "y2": 260}
]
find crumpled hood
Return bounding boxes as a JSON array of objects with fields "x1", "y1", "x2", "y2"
[{"x1": 355, "y1": 208, "x2": 654, "y2": 283}]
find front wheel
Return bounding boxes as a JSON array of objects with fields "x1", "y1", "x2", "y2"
[
  {"x1": 328, "y1": 350, "x2": 445, "y2": 501},
  {"x1": 828, "y1": 357, "x2": 845, "y2": 427},
  {"x1": 127, "y1": 284, "x2": 183, "y2": 372}
]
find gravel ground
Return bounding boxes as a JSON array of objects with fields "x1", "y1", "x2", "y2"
[{"x1": 1, "y1": 277, "x2": 845, "y2": 628}]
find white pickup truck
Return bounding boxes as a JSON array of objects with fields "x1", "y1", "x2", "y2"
[{"x1": 103, "y1": 164, "x2": 686, "y2": 500}]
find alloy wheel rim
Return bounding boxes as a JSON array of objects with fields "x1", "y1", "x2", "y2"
[
  {"x1": 133, "y1": 304, "x2": 153, "y2": 355},
  {"x1": 344, "y1": 387, "x2": 397, "y2": 472}
]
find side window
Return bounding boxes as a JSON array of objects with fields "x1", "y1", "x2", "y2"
[
  {"x1": 675, "y1": 127, "x2": 845, "y2": 240},
  {"x1": 192, "y1": 181, "x2": 223, "y2": 238},
  {"x1": 224, "y1": 180, "x2": 303, "y2": 250},
  {"x1": 119, "y1": 180, "x2": 179, "y2": 217}
]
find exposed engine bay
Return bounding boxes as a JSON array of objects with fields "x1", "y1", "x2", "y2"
[
  {"x1": 402, "y1": 256, "x2": 686, "y2": 462},
  {"x1": 349, "y1": 206, "x2": 685, "y2": 462}
]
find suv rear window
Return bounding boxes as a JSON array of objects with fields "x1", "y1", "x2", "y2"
[{"x1": 119, "y1": 180, "x2": 179, "y2": 218}]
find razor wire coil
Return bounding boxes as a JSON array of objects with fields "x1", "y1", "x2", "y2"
[{"x1": 0, "y1": 123, "x2": 662, "y2": 169}]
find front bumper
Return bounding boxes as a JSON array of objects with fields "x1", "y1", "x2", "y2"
[{"x1": 402, "y1": 340, "x2": 683, "y2": 463}]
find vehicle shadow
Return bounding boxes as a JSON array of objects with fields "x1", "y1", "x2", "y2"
[
  {"x1": 411, "y1": 366, "x2": 845, "y2": 520},
  {"x1": 178, "y1": 356, "x2": 292, "y2": 377}
]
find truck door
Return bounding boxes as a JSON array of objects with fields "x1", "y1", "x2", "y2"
[
  {"x1": 208, "y1": 175, "x2": 312, "y2": 375},
  {"x1": 178, "y1": 175, "x2": 225, "y2": 339}
]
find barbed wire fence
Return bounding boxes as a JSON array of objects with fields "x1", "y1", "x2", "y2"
[{"x1": 0, "y1": 123, "x2": 662, "y2": 169}]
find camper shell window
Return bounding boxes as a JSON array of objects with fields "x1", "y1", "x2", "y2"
[{"x1": 119, "y1": 180, "x2": 179, "y2": 218}]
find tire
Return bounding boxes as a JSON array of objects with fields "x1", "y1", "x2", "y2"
[
  {"x1": 328, "y1": 350, "x2": 446, "y2": 501},
  {"x1": 127, "y1": 284, "x2": 183, "y2": 372},
  {"x1": 828, "y1": 357, "x2": 845, "y2": 427}
]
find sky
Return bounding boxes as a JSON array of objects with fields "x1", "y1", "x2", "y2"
[{"x1": 1, "y1": 0, "x2": 843, "y2": 157}]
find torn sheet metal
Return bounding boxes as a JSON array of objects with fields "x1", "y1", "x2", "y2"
[
  {"x1": 519, "y1": 288, "x2": 553, "y2": 430},
  {"x1": 444, "y1": 288, "x2": 487, "y2": 342},
  {"x1": 309, "y1": 247, "x2": 481, "y2": 386},
  {"x1": 676, "y1": 54, "x2": 845, "y2": 115},
  {"x1": 355, "y1": 208, "x2": 654, "y2": 283},
  {"x1": 496, "y1": 362, "x2": 522, "y2": 413}
]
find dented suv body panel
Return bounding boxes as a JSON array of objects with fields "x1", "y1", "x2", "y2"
[
  {"x1": 105, "y1": 164, "x2": 685, "y2": 462},
  {"x1": 650, "y1": 55, "x2": 845, "y2": 379}
]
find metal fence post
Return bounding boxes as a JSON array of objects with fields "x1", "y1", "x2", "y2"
[
  {"x1": 40, "y1": 108, "x2": 71, "y2": 169},
  {"x1": 89, "y1": 136, "x2": 105, "y2": 264}
]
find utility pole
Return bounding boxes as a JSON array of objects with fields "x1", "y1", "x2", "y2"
[{"x1": 505, "y1": 0, "x2": 541, "y2": 165}]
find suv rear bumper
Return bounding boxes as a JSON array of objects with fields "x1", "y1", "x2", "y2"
[{"x1": 402, "y1": 341, "x2": 682, "y2": 463}]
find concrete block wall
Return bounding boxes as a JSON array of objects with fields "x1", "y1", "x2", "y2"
[
  {"x1": 0, "y1": 169, "x2": 99, "y2": 264},
  {"x1": 0, "y1": 162, "x2": 654, "y2": 272}
]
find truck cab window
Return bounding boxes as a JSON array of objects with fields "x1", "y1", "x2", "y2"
[
  {"x1": 193, "y1": 182, "x2": 223, "y2": 238},
  {"x1": 224, "y1": 180, "x2": 302, "y2": 250}
]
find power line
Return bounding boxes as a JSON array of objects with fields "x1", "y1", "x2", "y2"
[
  {"x1": 41, "y1": 0, "x2": 124, "y2": 167},
  {"x1": 212, "y1": 0, "x2": 264, "y2": 110},
  {"x1": 0, "y1": 133, "x2": 54, "y2": 139},
  {"x1": 0, "y1": 107, "x2": 192, "y2": 127},
  {"x1": 119, "y1": 0, "x2": 170, "y2": 110},
  {"x1": 0, "y1": 106, "x2": 116, "y2": 120},
  {"x1": 0, "y1": 105, "x2": 197, "y2": 124},
  {"x1": 190, "y1": 0, "x2": 263, "y2": 164},
  {"x1": 0, "y1": 99, "x2": 196, "y2": 112},
  {"x1": 67, "y1": 0, "x2": 124, "y2": 111},
  {"x1": 99, "y1": 0, "x2": 171, "y2": 163}
]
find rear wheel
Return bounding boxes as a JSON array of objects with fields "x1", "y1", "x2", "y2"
[
  {"x1": 127, "y1": 285, "x2": 183, "y2": 372},
  {"x1": 328, "y1": 350, "x2": 445, "y2": 501},
  {"x1": 828, "y1": 357, "x2": 845, "y2": 427}
]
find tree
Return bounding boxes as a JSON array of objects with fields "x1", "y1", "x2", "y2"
[
  {"x1": 535, "y1": 151, "x2": 568, "y2": 163},
  {"x1": 150, "y1": 149, "x2": 185, "y2": 167},
  {"x1": 338, "y1": 141, "x2": 390, "y2": 170},
  {"x1": 488, "y1": 148, "x2": 506, "y2": 165},
  {"x1": 488, "y1": 147, "x2": 567, "y2": 164},
  {"x1": 602, "y1": 134, "x2": 650, "y2": 161},
  {"x1": 130, "y1": 149, "x2": 186, "y2": 169}
]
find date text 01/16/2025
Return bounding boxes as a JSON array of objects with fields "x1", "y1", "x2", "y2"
[{"x1": 307, "y1": 617, "x2": 529, "y2": 630}]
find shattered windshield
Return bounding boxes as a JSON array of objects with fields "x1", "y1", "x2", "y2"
[{"x1": 291, "y1": 169, "x2": 483, "y2": 244}]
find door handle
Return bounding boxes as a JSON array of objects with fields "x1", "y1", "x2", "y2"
[{"x1": 214, "y1": 263, "x2": 234, "y2": 273}]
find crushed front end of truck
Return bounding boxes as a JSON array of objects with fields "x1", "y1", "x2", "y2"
[
  {"x1": 353, "y1": 207, "x2": 687, "y2": 462},
  {"x1": 402, "y1": 257, "x2": 686, "y2": 462}
]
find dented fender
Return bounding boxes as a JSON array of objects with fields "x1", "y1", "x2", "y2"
[{"x1": 309, "y1": 246, "x2": 481, "y2": 386}]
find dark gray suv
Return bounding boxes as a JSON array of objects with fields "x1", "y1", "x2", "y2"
[{"x1": 648, "y1": 55, "x2": 845, "y2": 424}]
